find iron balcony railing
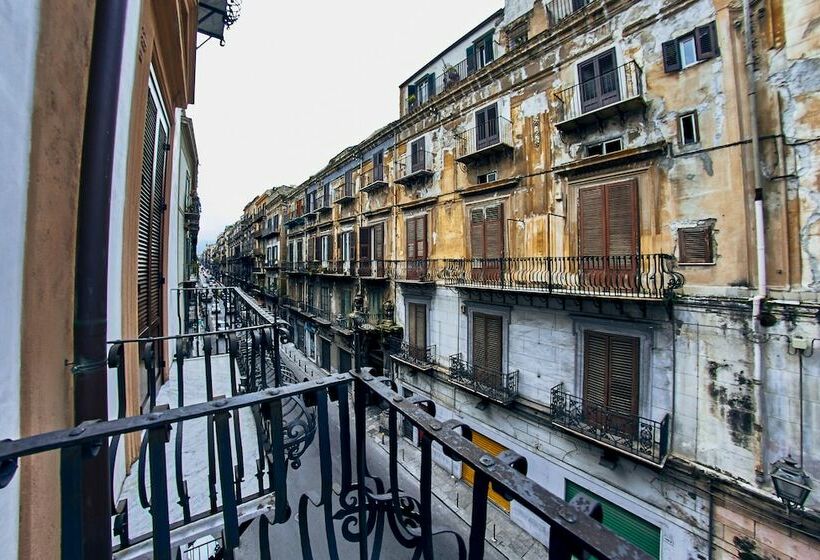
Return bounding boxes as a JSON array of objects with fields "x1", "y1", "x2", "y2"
[
  {"x1": 332, "y1": 313, "x2": 353, "y2": 331},
  {"x1": 315, "y1": 193, "x2": 333, "y2": 212},
  {"x1": 546, "y1": 0, "x2": 598, "y2": 26},
  {"x1": 263, "y1": 260, "x2": 279, "y2": 270},
  {"x1": 550, "y1": 383, "x2": 672, "y2": 466},
  {"x1": 392, "y1": 341, "x2": 437, "y2": 370},
  {"x1": 454, "y1": 115, "x2": 514, "y2": 163},
  {"x1": 333, "y1": 177, "x2": 355, "y2": 203},
  {"x1": 554, "y1": 60, "x2": 644, "y2": 129},
  {"x1": 408, "y1": 55, "x2": 492, "y2": 112},
  {"x1": 449, "y1": 354, "x2": 519, "y2": 405},
  {"x1": 439, "y1": 255, "x2": 684, "y2": 299},
  {"x1": 391, "y1": 258, "x2": 442, "y2": 283},
  {"x1": 0, "y1": 367, "x2": 653, "y2": 560},
  {"x1": 395, "y1": 150, "x2": 434, "y2": 185},
  {"x1": 360, "y1": 164, "x2": 390, "y2": 192},
  {"x1": 356, "y1": 258, "x2": 392, "y2": 279},
  {"x1": 282, "y1": 260, "x2": 307, "y2": 274},
  {"x1": 302, "y1": 303, "x2": 331, "y2": 322}
]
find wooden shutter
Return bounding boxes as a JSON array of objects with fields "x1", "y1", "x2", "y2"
[
  {"x1": 411, "y1": 137, "x2": 426, "y2": 172},
  {"x1": 662, "y1": 40, "x2": 681, "y2": 72},
  {"x1": 408, "y1": 303, "x2": 426, "y2": 350},
  {"x1": 427, "y1": 73, "x2": 436, "y2": 97},
  {"x1": 678, "y1": 227, "x2": 713, "y2": 264},
  {"x1": 373, "y1": 223, "x2": 384, "y2": 260},
  {"x1": 406, "y1": 218, "x2": 416, "y2": 260},
  {"x1": 606, "y1": 181, "x2": 638, "y2": 257},
  {"x1": 416, "y1": 216, "x2": 427, "y2": 259},
  {"x1": 372, "y1": 151, "x2": 384, "y2": 181},
  {"x1": 608, "y1": 334, "x2": 639, "y2": 417},
  {"x1": 695, "y1": 22, "x2": 718, "y2": 60},
  {"x1": 582, "y1": 331, "x2": 608, "y2": 406},
  {"x1": 470, "y1": 208, "x2": 485, "y2": 260},
  {"x1": 137, "y1": 95, "x2": 158, "y2": 334},
  {"x1": 472, "y1": 313, "x2": 502, "y2": 374},
  {"x1": 579, "y1": 186, "x2": 606, "y2": 257},
  {"x1": 466, "y1": 45, "x2": 476, "y2": 74},
  {"x1": 485, "y1": 205, "x2": 503, "y2": 259},
  {"x1": 359, "y1": 227, "x2": 371, "y2": 275},
  {"x1": 472, "y1": 313, "x2": 487, "y2": 371},
  {"x1": 336, "y1": 233, "x2": 343, "y2": 260},
  {"x1": 483, "y1": 33, "x2": 495, "y2": 63}
]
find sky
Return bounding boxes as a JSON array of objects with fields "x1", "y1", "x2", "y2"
[{"x1": 188, "y1": 0, "x2": 503, "y2": 250}]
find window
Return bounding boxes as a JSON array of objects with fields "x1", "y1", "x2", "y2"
[
  {"x1": 407, "y1": 302, "x2": 427, "y2": 353},
  {"x1": 662, "y1": 22, "x2": 719, "y2": 72},
  {"x1": 585, "y1": 137, "x2": 623, "y2": 157},
  {"x1": 469, "y1": 205, "x2": 504, "y2": 280},
  {"x1": 478, "y1": 171, "x2": 497, "y2": 184},
  {"x1": 678, "y1": 112, "x2": 699, "y2": 145},
  {"x1": 467, "y1": 31, "x2": 495, "y2": 74},
  {"x1": 578, "y1": 181, "x2": 638, "y2": 258},
  {"x1": 272, "y1": 245, "x2": 278, "y2": 263},
  {"x1": 320, "y1": 286, "x2": 331, "y2": 313},
  {"x1": 578, "y1": 48, "x2": 620, "y2": 113},
  {"x1": 475, "y1": 103, "x2": 500, "y2": 150},
  {"x1": 405, "y1": 216, "x2": 428, "y2": 279},
  {"x1": 340, "y1": 288, "x2": 352, "y2": 316},
  {"x1": 472, "y1": 312, "x2": 503, "y2": 375},
  {"x1": 320, "y1": 235, "x2": 331, "y2": 263},
  {"x1": 583, "y1": 331, "x2": 640, "y2": 434},
  {"x1": 360, "y1": 223, "x2": 385, "y2": 276},
  {"x1": 678, "y1": 226, "x2": 714, "y2": 264},
  {"x1": 338, "y1": 231, "x2": 355, "y2": 262},
  {"x1": 410, "y1": 137, "x2": 427, "y2": 173},
  {"x1": 372, "y1": 150, "x2": 385, "y2": 182}
]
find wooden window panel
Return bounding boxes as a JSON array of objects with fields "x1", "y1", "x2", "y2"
[
  {"x1": 678, "y1": 226, "x2": 713, "y2": 264},
  {"x1": 582, "y1": 331, "x2": 639, "y2": 435},
  {"x1": 373, "y1": 223, "x2": 385, "y2": 276},
  {"x1": 472, "y1": 312, "x2": 503, "y2": 381},
  {"x1": 359, "y1": 227, "x2": 372, "y2": 275}
]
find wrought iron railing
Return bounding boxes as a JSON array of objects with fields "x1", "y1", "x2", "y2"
[
  {"x1": 392, "y1": 258, "x2": 447, "y2": 282},
  {"x1": 454, "y1": 115, "x2": 514, "y2": 162},
  {"x1": 550, "y1": 383, "x2": 671, "y2": 466},
  {"x1": 408, "y1": 55, "x2": 490, "y2": 112},
  {"x1": 0, "y1": 368, "x2": 653, "y2": 559},
  {"x1": 302, "y1": 303, "x2": 331, "y2": 322},
  {"x1": 546, "y1": 0, "x2": 598, "y2": 26},
  {"x1": 448, "y1": 354, "x2": 519, "y2": 405},
  {"x1": 554, "y1": 60, "x2": 643, "y2": 125},
  {"x1": 355, "y1": 258, "x2": 392, "y2": 278},
  {"x1": 282, "y1": 260, "x2": 307, "y2": 273},
  {"x1": 393, "y1": 341, "x2": 437, "y2": 369},
  {"x1": 439, "y1": 255, "x2": 683, "y2": 299},
  {"x1": 333, "y1": 178, "x2": 355, "y2": 203}
]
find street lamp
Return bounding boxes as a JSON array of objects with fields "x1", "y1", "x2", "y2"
[{"x1": 771, "y1": 455, "x2": 812, "y2": 511}]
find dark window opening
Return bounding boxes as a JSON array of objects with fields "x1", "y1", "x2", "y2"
[
  {"x1": 478, "y1": 171, "x2": 498, "y2": 184},
  {"x1": 662, "y1": 22, "x2": 719, "y2": 73},
  {"x1": 679, "y1": 112, "x2": 700, "y2": 145}
]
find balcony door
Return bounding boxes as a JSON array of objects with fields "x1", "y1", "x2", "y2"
[
  {"x1": 578, "y1": 180, "x2": 638, "y2": 290},
  {"x1": 407, "y1": 302, "x2": 427, "y2": 361},
  {"x1": 582, "y1": 331, "x2": 639, "y2": 437},
  {"x1": 579, "y1": 48, "x2": 620, "y2": 113},
  {"x1": 405, "y1": 216, "x2": 427, "y2": 279},
  {"x1": 471, "y1": 312, "x2": 503, "y2": 392},
  {"x1": 372, "y1": 150, "x2": 384, "y2": 182},
  {"x1": 410, "y1": 138, "x2": 426, "y2": 173},
  {"x1": 469, "y1": 205, "x2": 504, "y2": 281},
  {"x1": 475, "y1": 103, "x2": 499, "y2": 150}
]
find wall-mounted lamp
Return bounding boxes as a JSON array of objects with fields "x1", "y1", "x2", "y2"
[{"x1": 771, "y1": 455, "x2": 812, "y2": 511}]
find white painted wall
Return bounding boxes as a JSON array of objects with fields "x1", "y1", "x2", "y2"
[
  {"x1": 108, "y1": 0, "x2": 142, "y2": 495},
  {"x1": 0, "y1": 2, "x2": 40, "y2": 556}
]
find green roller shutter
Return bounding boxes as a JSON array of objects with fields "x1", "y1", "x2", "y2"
[{"x1": 565, "y1": 481, "x2": 660, "y2": 559}]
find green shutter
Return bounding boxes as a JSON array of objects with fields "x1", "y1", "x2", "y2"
[
  {"x1": 466, "y1": 45, "x2": 476, "y2": 74},
  {"x1": 427, "y1": 73, "x2": 436, "y2": 97},
  {"x1": 565, "y1": 481, "x2": 661, "y2": 559}
]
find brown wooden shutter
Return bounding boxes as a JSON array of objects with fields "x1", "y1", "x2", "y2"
[
  {"x1": 695, "y1": 22, "x2": 718, "y2": 60},
  {"x1": 148, "y1": 125, "x2": 167, "y2": 331},
  {"x1": 406, "y1": 218, "x2": 416, "y2": 260},
  {"x1": 582, "y1": 331, "x2": 608, "y2": 406},
  {"x1": 408, "y1": 303, "x2": 417, "y2": 346},
  {"x1": 373, "y1": 223, "x2": 384, "y2": 260},
  {"x1": 470, "y1": 208, "x2": 485, "y2": 259},
  {"x1": 608, "y1": 334, "x2": 639, "y2": 417},
  {"x1": 662, "y1": 40, "x2": 681, "y2": 72},
  {"x1": 137, "y1": 95, "x2": 157, "y2": 334},
  {"x1": 415, "y1": 304, "x2": 426, "y2": 349},
  {"x1": 606, "y1": 181, "x2": 638, "y2": 257},
  {"x1": 416, "y1": 216, "x2": 427, "y2": 259},
  {"x1": 336, "y1": 233, "x2": 342, "y2": 260},
  {"x1": 678, "y1": 227, "x2": 713, "y2": 264},
  {"x1": 350, "y1": 230, "x2": 357, "y2": 260},
  {"x1": 579, "y1": 186, "x2": 606, "y2": 257},
  {"x1": 359, "y1": 227, "x2": 371, "y2": 261},
  {"x1": 472, "y1": 313, "x2": 487, "y2": 370},
  {"x1": 485, "y1": 205, "x2": 503, "y2": 259},
  {"x1": 472, "y1": 313, "x2": 502, "y2": 374}
]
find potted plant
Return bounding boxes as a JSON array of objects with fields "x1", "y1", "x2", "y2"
[
  {"x1": 443, "y1": 64, "x2": 460, "y2": 87},
  {"x1": 407, "y1": 93, "x2": 417, "y2": 110}
]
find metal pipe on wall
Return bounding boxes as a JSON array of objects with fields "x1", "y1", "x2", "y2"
[
  {"x1": 72, "y1": 0, "x2": 127, "y2": 557},
  {"x1": 741, "y1": 0, "x2": 769, "y2": 480}
]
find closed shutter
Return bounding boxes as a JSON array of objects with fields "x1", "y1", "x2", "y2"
[
  {"x1": 470, "y1": 208, "x2": 485, "y2": 260},
  {"x1": 579, "y1": 186, "x2": 606, "y2": 257},
  {"x1": 408, "y1": 303, "x2": 427, "y2": 351},
  {"x1": 475, "y1": 103, "x2": 500, "y2": 150},
  {"x1": 137, "y1": 95, "x2": 158, "y2": 334},
  {"x1": 678, "y1": 227, "x2": 713, "y2": 264},
  {"x1": 582, "y1": 331, "x2": 639, "y2": 431},
  {"x1": 359, "y1": 227, "x2": 372, "y2": 275},
  {"x1": 411, "y1": 137, "x2": 425, "y2": 172},
  {"x1": 485, "y1": 205, "x2": 503, "y2": 259},
  {"x1": 307, "y1": 236, "x2": 315, "y2": 262},
  {"x1": 372, "y1": 151, "x2": 384, "y2": 181},
  {"x1": 373, "y1": 223, "x2": 385, "y2": 275},
  {"x1": 483, "y1": 33, "x2": 495, "y2": 64},
  {"x1": 566, "y1": 481, "x2": 661, "y2": 559},
  {"x1": 472, "y1": 313, "x2": 502, "y2": 375},
  {"x1": 427, "y1": 72, "x2": 436, "y2": 97},
  {"x1": 466, "y1": 45, "x2": 476, "y2": 74},
  {"x1": 695, "y1": 22, "x2": 718, "y2": 60},
  {"x1": 606, "y1": 182, "x2": 638, "y2": 257},
  {"x1": 662, "y1": 40, "x2": 681, "y2": 72},
  {"x1": 462, "y1": 431, "x2": 510, "y2": 512}
]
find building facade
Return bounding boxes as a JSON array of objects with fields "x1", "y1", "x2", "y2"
[{"x1": 209, "y1": 0, "x2": 819, "y2": 558}]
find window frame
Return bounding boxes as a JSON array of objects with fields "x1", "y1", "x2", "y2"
[
  {"x1": 465, "y1": 304, "x2": 509, "y2": 377},
  {"x1": 678, "y1": 112, "x2": 700, "y2": 146},
  {"x1": 677, "y1": 225, "x2": 715, "y2": 265}
]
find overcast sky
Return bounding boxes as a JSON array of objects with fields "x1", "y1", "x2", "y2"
[{"x1": 188, "y1": 0, "x2": 502, "y2": 250}]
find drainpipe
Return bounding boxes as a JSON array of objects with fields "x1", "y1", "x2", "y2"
[
  {"x1": 741, "y1": 0, "x2": 768, "y2": 478},
  {"x1": 72, "y1": 0, "x2": 126, "y2": 557}
]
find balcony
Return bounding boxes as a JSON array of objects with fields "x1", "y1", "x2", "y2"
[
  {"x1": 392, "y1": 259, "x2": 442, "y2": 284},
  {"x1": 407, "y1": 55, "x2": 489, "y2": 113},
  {"x1": 284, "y1": 211, "x2": 304, "y2": 228},
  {"x1": 554, "y1": 60, "x2": 645, "y2": 132},
  {"x1": 355, "y1": 258, "x2": 392, "y2": 279},
  {"x1": 448, "y1": 354, "x2": 519, "y2": 405},
  {"x1": 282, "y1": 261, "x2": 307, "y2": 274},
  {"x1": 302, "y1": 303, "x2": 331, "y2": 324},
  {"x1": 0, "y1": 279, "x2": 655, "y2": 560},
  {"x1": 439, "y1": 255, "x2": 684, "y2": 300},
  {"x1": 550, "y1": 383, "x2": 672, "y2": 467},
  {"x1": 391, "y1": 341, "x2": 437, "y2": 372},
  {"x1": 454, "y1": 116, "x2": 514, "y2": 164},
  {"x1": 394, "y1": 151, "x2": 434, "y2": 186},
  {"x1": 333, "y1": 179, "x2": 355, "y2": 204},
  {"x1": 264, "y1": 260, "x2": 279, "y2": 270},
  {"x1": 546, "y1": 0, "x2": 598, "y2": 27},
  {"x1": 360, "y1": 165, "x2": 390, "y2": 193},
  {"x1": 315, "y1": 194, "x2": 333, "y2": 213}
]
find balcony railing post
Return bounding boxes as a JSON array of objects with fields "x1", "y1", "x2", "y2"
[{"x1": 354, "y1": 377, "x2": 369, "y2": 560}]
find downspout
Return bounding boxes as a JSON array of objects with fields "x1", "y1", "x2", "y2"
[
  {"x1": 72, "y1": 0, "x2": 127, "y2": 557},
  {"x1": 741, "y1": 0, "x2": 768, "y2": 478}
]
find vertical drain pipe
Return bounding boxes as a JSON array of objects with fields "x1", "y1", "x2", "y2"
[
  {"x1": 741, "y1": 0, "x2": 768, "y2": 478},
  {"x1": 72, "y1": 0, "x2": 127, "y2": 557}
]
